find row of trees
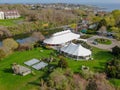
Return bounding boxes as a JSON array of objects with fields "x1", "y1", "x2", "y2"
[
  {"x1": 92, "y1": 10, "x2": 120, "y2": 40},
  {"x1": 105, "y1": 46, "x2": 120, "y2": 79},
  {"x1": 40, "y1": 67, "x2": 115, "y2": 90}
]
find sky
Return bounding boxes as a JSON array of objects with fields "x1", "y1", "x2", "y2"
[{"x1": 0, "y1": 0, "x2": 120, "y2": 4}]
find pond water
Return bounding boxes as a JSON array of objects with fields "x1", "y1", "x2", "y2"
[{"x1": 0, "y1": 37, "x2": 39, "y2": 47}]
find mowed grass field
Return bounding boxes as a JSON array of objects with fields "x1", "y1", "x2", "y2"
[
  {"x1": 0, "y1": 47, "x2": 119, "y2": 90},
  {"x1": 0, "y1": 17, "x2": 24, "y2": 26}
]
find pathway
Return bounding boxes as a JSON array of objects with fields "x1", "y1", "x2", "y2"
[{"x1": 86, "y1": 35, "x2": 120, "y2": 51}]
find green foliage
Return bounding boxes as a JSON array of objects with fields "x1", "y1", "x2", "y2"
[
  {"x1": 48, "y1": 68, "x2": 68, "y2": 90},
  {"x1": 0, "y1": 49, "x2": 6, "y2": 60},
  {"x1": 58, "y1": 58, "x2": 68, "y2": 68},
  {"x1": 86, "y1": 79, "x2": 97, "y2": 90},
  {"x1": 97, "y1": 19, "x2": 107, "y2": 30},
  {"x1": 86, "y1": 29, "x2": 97, "y2": 34},
  {"x1": 110, "y1": 27, "x2": 120, "y2": 40},
  {"x1": 112, "y1": 46, "x2": 120, "y2": 58},
  {"x1": 72, "y1": 40, "x2": 92, "y2": 49},
  {"x1": 95, "y1": 38, "x2": 112, "y2": 45},
  {"x1": 92, "y1": 16, "x2": 102, "y2": 23},
  {"x1": 112, "y1": 10, "x2": 120, "y2": 25},
  {"x1": 80, "y1": 69, "x2": 94, "y2": 79},
  {"x1": 104, "y1": 15, "x2": 115, "y2": 27},
  {"x1": 106, "y1": 58, "x2": 120, "y2": 79},
  {"x1": 2, "y1": 38, "x2": 19, "y2": 51},
  {"x1": 80, "y1": 35, "x2": 92, "y2": 39}
]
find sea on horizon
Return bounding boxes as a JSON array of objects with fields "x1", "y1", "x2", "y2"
[{"x1": 0, "y1": 1, "x2": 119, "y2": 11}]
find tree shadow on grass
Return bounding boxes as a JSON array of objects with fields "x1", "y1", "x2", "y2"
[
  {"x1": 3, "y1": 68, "x2": 13, "y2": 74},
  {"x1": 27, "y1": 81, "x2": 40, "y2": 86},
  {"x1": 93, "y1": 60, "x2": 108, "y2": 72}
]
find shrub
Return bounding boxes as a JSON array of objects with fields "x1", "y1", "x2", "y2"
[
  {"x1": 0, "y1": 49, "x2": 6, "y2": 60},
  {"x1": 58, "y1": 59, "x2": 68, "y2": 68},
  {"x1": 86, "y1": 79, "x2": 97, "y2": 90},
  {"x1": 105, "y1": 58, "x2": 120, "y2": 79},
  {"x1": 112, "y1": 46, "x2": 120, "y2": 58}
]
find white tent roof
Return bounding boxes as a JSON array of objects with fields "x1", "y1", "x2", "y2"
[
  {"x1": 61, "y1": 43, "x2": 91, "y2": 57},
  {"x1": 32, "y1": 62, "x2": 48, "y2": 70},
  {"x1": 44, "y1": 30, "x2": 80, "y2": 45},
  {"x1": 24, "y1": 58, "x2": 40, "y2": 66}
]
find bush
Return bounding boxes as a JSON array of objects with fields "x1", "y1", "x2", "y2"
[
  {"x1": 112, "y1": 46, "x2": 120, "y2": 58},
  {"x1": 0, "y1": 49, "x2": 6, "y2": 60},
  {"x1": 80, "y1": 35, "x2": 92, "y2": 39},
  {"x1": 17, "y1": 44, "x2": 32, "y2": 51},
  {"x1": 86, "y1": 29, "x2": 96, "y2": 34},
  {"x1": 105, "y1": 58, "x2": 120, "y2": 79},
  {"x1": 58, "y1": 59, "x2": 68, "y2": 68},
  {"x1": 95, "y1": 38, "x2": 112, "y2": 45},
  {"x1": 86, "y1": 79, "x2": 97, "y2": 90},
  {"x1": 72, "y1": 40, "x2": 91, "y2": 50}
]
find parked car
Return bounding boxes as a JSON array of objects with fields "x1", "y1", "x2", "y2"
[{"x1": 92, "y1": 41, "x2": 98, "y2": 45}]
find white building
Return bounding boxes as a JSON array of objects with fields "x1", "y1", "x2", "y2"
[
  {"x1": 0, "y1": 11, "x2": 5, "y2": 19},
  {"x1": 0, "y1": 10, "x2": 20, "y2": 19},
  {"x1": 4, "y1": 10, "x2": 20, "y2": 19},
  {"x1": 44, "y1": 30, "x2": 80, "y2": 46},
  {"x1": 60, "y1": 43, "x2": 92, "y2": 60}
]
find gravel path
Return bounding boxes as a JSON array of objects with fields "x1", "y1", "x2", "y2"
[{"x1": 86, "y1": 35, "x2": 120, "y2": 51}]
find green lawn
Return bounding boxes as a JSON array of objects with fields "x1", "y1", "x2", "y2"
[
  {"x1": 109, "y1": 78, "x2": 120, "y2": 87},
  {"x1": 0, "y1": 48, "x2": 53, "y2": 90},
  {"x1": 0, "y1": 17, "x2": 24, "y2": 26},
  {"x1": 66, "y1": 47, "x2": 112, "y2": 72},
  {"x1": 0, "y1": 47, "x2": 119, "y2": 90}
]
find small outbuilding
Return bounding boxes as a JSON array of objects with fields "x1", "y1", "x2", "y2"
[{"x1": 12, "y1": 63, "x2": 31, "y2": 76}]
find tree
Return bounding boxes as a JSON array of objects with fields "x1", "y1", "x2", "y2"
[
  {"x1": 112, "y1": 10, "x2": 120, "y2": 25},
  {"x1": 106, "y1": 58, "x2": 120, "y2": 79},
  {"x1": 110, "y1": 27, "x2": 120, "y2": 40},
  {"x1": 49, "y1": 68, "x2": 68, "y2": 90},
  {"x1": 86, "y1": 79, "x2": 97, "y2": 90},
  {"x1": 104, "y1": 15, "x2": 115, "y2": 27},
  {"x1": 97, "y1": 19, "x2": 107, "y2": 30},
  {"x1": 92, "y1": 16, "x2": 102, "y2": 23},
  {"x1": 31, "y1": 32, "x2": 45, "y2": 41},
  {"x1": 58, "y1": 59, "x2": 68, "y2": 68},
  {"x1": 2, "y1": 38, "x2": 19, "y2": 51},
  {"x1": 112, "y1": 46, "x2": 120, "y2": 58},
  {"x1": 26, "y1": 13, "x2": 38, "y2": 22}
]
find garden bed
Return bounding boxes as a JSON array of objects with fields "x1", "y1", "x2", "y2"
[{"x1": 95, "y1": 38, "x2": 112, "y2": 45}]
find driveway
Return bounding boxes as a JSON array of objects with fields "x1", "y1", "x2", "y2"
[{"x1": 86, "y1": 35, "x2": 120, "y2": 51}]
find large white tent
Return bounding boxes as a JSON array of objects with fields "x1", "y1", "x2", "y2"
[
  {"x1": 44, "y1": 30, "x2": 80, "y2": 45},
  {"x1": 60, "y1": 43, "x2": 92, "y2": 60}
]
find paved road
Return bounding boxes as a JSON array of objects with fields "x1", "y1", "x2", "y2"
[{"x1": 86, "y1": 35, "x2": 120, "y2": 51}]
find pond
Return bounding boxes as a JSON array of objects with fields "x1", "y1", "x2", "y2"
[
  {"x1": 0, "y1": 32, "x2": 38, "y2": 47},
  {"x1": 0, "y1": 37, "x2": 38, "y2": 47},
  {"x1": 0, "y1": 27, "x2": 64, "y2": 47}
]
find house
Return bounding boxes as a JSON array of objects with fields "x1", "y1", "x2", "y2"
[
  {"x1": 12, "y1": 63, "x2": 31, "y2": 76},
  {"x1": 0, "y1": 11, "x2": 4, "y2": 19},
  {"x1": 0, "y1": 10, "x2": 20, "y2": 19},
  {"x1": 4, "y1": 10, "x2": 20, "y2": 19}
]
